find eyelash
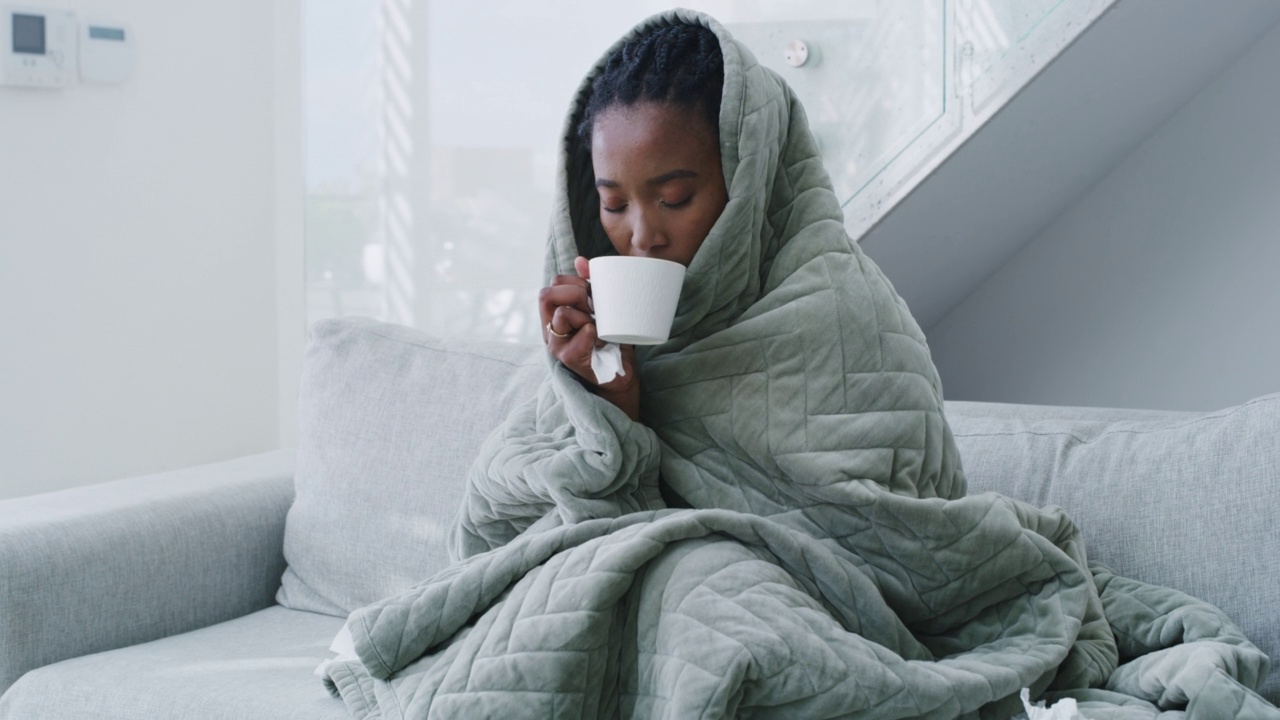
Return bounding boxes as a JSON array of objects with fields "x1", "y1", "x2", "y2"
[{"x1": 602, "y1": 197, "x2": 692, "y2": 214}]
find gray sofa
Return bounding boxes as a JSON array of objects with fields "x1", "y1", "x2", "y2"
[{"x1": 2, "y1": 316, "x2": 1277, "y2": 718}]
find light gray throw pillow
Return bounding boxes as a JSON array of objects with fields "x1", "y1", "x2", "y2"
[
  {"x1": 277, "y1": 317, "x2": 545, "y2": 616},
  {"x1": 947, "y1": 393, "x2": 1280, "y2": 702}
]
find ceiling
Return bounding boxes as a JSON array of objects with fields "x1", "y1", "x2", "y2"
[{"x1": 858, "y1": 0, "x2": 1280, "y2": 332}]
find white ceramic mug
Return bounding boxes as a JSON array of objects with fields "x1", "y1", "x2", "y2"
[{"x1": 588, "y1": 256, "x2": 686, "y2": 345}]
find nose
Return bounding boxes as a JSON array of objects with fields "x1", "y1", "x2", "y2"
[{"x1": 629, "y1": 209, "x2": 666, "y2": 256}]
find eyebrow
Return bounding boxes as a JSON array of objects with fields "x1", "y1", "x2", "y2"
[{"x1": 595, "y1": 168, "x2": 698, "y2": 189}]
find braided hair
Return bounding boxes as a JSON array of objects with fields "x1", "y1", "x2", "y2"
[{"x1": 578, "y1": 23, "x2": 724, "y2": 144}]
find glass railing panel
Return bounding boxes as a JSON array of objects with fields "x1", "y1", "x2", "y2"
[
  {"x1": 957, "y1": 0, "x2": 1066, "y2": 94},
  {"x1": 841, "y1": 0, "x2": 1113, "y2": 239},
  {"x1": 724, "y1": 1, "x2": 947, "y2": 210}
]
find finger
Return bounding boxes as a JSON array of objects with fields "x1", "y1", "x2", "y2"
[
  {"x1": 567, "y1": 323, "x2": 600, "y2": 381},
  {"x1": 537, "y1": 284, "x2": 592, "y2": 324},
  {"x1": 544, "y1": 319, "x2": 571, "y2": 343},
  {"x1": 553, "y1": 323, "x2": 601, "y2": 384},
  {"x1": 540, "y1": 282, "x2": 589, "y2": 308},
  {"x1": 550, "y1": 273, "x2": 589, "y2": 289},
  {"x1": 574, "y1": 259, "x2": 595, "y2": 314},
  {"x1": 552, "y1": 305, "x2": 594, "y2": 334}
]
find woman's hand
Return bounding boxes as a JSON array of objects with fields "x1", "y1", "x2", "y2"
[{"x1": 539, "y1": 256, "x2": 641, "y2": 421}]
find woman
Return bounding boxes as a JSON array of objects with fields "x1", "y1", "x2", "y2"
[
  {"x1": 323, "y1": 12, "x2": 1276, "y2": 719},
  {"x1": 539, "y1": 22, "x2": 728, "y2": 423}
]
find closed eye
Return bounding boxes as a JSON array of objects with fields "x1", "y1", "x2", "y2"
[
  {"x1": 602, "y1": 203, "x2": 627, "y2": 214},
  {"x1": 660, "y1": 197, "x2": 692, "y2": 209}
]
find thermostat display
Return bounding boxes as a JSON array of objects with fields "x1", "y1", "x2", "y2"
[
  {"x1": 2, "y1": 5, "x2": 76, "y2": 88},
  {"x1": 88, "y1": 26, "x2": 124, "y2": 42},
  {"x1": 13, "y1": 13, "x2": 44, "y2": 54}
]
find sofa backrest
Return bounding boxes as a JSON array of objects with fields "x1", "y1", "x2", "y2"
[
  {"x1": 947, "y1": 396, "x2": 1280, "y2": 702},
  {"x1": 279, "y1": 317, "x2": 1278, "y2": 700}
]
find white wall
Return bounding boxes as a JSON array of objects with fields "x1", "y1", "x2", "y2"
[
  {"x1": 926, "y1": 20, "x2": 1280, "y2": 411},
  {"x1": 0, "y1": 0, "x2": 294, "y2": 498}
]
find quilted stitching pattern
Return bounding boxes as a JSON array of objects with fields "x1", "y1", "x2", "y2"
[{"x1": 321, "y1": 9, "x2": 1278, "y2": 719}]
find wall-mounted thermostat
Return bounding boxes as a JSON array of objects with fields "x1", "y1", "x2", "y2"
[
  {"x1": 1, "y1": 5, "x2": 76, "y2": 88},
  {"x1": 79, "y1": 18, "x2": 132, "y2": 84}
]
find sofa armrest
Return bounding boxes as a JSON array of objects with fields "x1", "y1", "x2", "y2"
[{"x1": 0, "y1": 449, "x2": 296, "y2": 695}]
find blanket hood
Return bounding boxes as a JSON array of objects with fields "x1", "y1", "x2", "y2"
[{"x1": 547, "y1": 8, "x2": 815, "y2": 347}]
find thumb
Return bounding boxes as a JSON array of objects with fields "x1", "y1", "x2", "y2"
[
  {"x1": 574, "y1": 256, "x2": 590, "y2": 280},
  {"x1": 580, "y1": 321, "x2": 602, "y2": 349}
]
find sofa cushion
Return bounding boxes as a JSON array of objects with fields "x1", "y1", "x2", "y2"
[
  {"x1": 0, "y1": 605, "x2": 348, "y2": 719},
  {"x1": 277, "y1": 318, "x2": 545, "y2": 616},
  {"x1": 947, "y1": 393, "x2": 1280, "y2": 703}
]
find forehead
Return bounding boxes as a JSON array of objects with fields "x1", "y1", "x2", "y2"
[{"x1": 590, "y1": 103, "x2": 718, "y2": 176}]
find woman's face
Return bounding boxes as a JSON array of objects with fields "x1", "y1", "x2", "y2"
[{"x1": 591, "y1": 102, "x2": 728, "y2": 267}]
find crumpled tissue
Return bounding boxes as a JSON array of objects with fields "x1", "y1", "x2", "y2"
[
  {"x1": 1020, "y1": 688, "x2": 1087, "y2": 719},
  {"x1": 314, "y1": 623, "x2": 358, "y2": 678},
  {"x1": 591, "y1": 342, "x2": 625, "y2": 385}
]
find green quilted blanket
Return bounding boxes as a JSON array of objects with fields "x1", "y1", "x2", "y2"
[{"x1": 321, "y1": 10, "x2": 1276, "y2": 719}]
